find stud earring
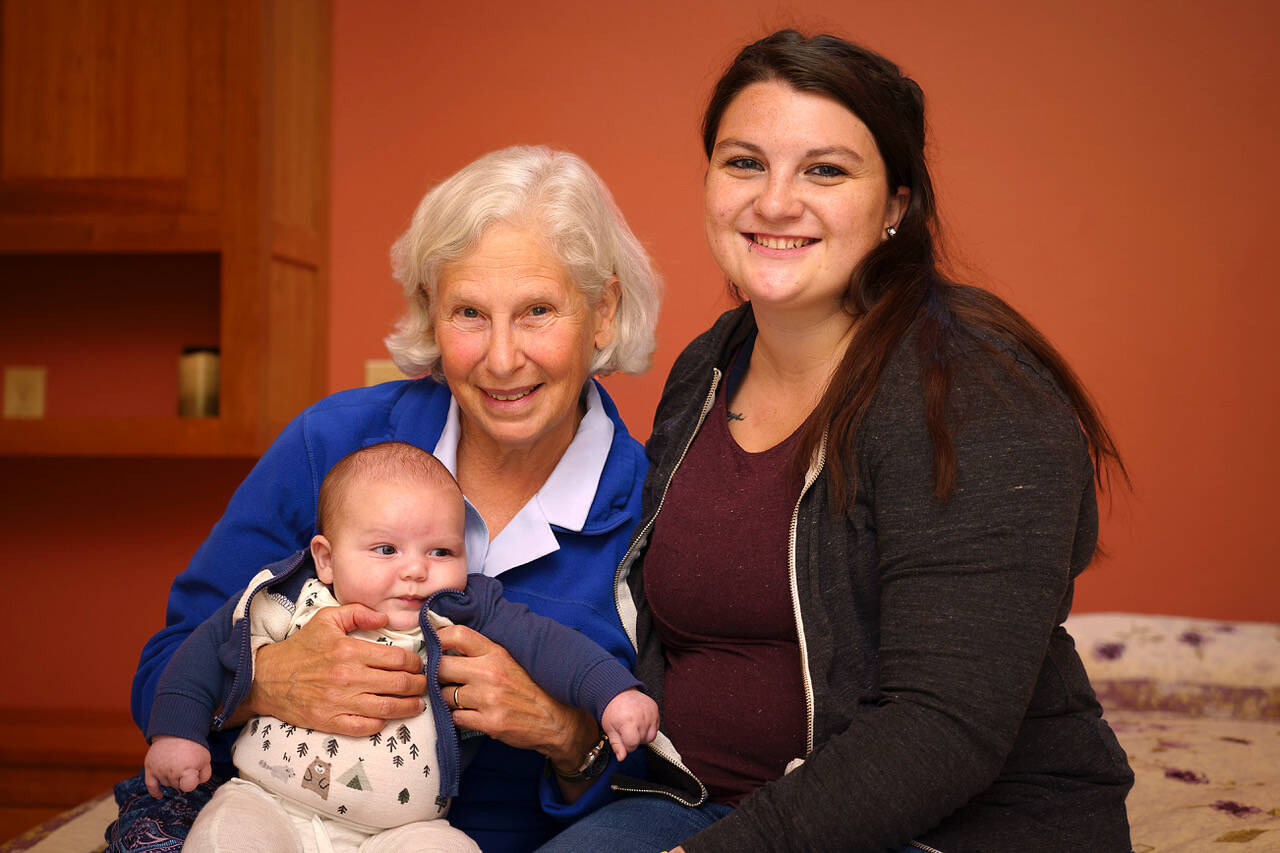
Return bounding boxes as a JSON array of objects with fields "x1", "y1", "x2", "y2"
[{"x1": 885, "y1": 226, "x2": 898, "y2": 238}]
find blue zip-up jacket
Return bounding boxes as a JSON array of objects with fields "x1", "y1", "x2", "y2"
[
  {"x1": 146, "y1": 549, "x2": 642, "y2": 803},
  {"x1": 130, "y1": 377, "x2": 647, "y2": 850}
]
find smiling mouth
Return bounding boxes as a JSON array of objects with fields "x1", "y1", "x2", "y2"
[
  {"x1": 485, "y1": 385, "x2": 540, "y2": 402},
  {"x1": 748, "y1": 233, "x2": 819, "y2": 250}
]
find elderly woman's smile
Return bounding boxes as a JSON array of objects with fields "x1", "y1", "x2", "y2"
[
  {"x1": 485, "y1": 387, "x2": 537, "y2": 402},
  {"x1": 434, "y1": 224, "x2": 620, "y2": 459}
]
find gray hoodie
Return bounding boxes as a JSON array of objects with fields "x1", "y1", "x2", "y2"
[{"x1": 612, "y1": 304, "x2": 1132, "y2": 853}]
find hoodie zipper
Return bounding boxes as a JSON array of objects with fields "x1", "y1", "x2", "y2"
[
  {"x1": 421, "y1": 590, "x2": 462, "y2": 800},
  {"x1": 788, "y1": 427, "x2": 827, "y2": 757},
  {"x1": 614, "y1": 367, "x2": 721, "y2": 652},
  {"x1": 612, "y1": 367, "x2": 721, "y2": 805}
]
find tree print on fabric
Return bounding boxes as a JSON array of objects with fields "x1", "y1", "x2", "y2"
[{"x1": 336, "y1": 759, "x2": 372, "y2": 791}]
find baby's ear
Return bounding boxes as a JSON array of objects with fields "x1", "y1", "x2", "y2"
[{"x1": 311, "y1": 534, "x2": 334, "y2": 584}]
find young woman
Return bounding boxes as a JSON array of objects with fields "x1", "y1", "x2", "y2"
[{"x1": 542, "y1": 30, "x2": 1133, "y2": 853}]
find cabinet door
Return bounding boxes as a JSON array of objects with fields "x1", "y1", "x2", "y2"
[{"x1": 0, "y1": 0, "x2": 224, "y2": 219}]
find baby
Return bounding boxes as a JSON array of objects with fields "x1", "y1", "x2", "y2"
[{"x1": 143, "y1": 441, "x2": 658, "y2": 851}]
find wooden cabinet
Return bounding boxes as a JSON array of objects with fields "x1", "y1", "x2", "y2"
[
  {"x1": 0, "y1": 708, "x2": 144, "y2": 841},
  {"x1": 0, "y1": 0, "x2": 330, "y2": 456}
]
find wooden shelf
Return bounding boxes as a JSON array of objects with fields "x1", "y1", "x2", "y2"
[
  {"x1": 0, "y1": 416, "x2": 256, "y2": 458},
  {"x1": 0, "y1": 213, "x2": 222, "y2": 254}
]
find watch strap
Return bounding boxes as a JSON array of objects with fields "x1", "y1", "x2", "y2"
[{"x1": 551, "y1": 728, "x2": 611, "y2": 782}]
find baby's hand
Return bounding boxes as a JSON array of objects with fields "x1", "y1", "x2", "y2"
[
  {"x1": 600, "y1": 688, "x2": 660, "y2": 761},
  {"x1": 144, "y1": 735, "x2": 212, "y2": 799}
]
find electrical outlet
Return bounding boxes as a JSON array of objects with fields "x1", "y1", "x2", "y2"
[
  {"x1": 4, "y1": 366, "x2": 47, "y2": 418},
  {"x1": 364, "y1": 359, "x2": 406, "y2": 386}
]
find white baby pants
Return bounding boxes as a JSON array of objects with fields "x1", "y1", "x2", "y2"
[{"x1": 184, "y1": 777, "x2": 481, "y2": 853}]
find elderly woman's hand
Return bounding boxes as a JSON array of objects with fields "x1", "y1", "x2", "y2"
[
  {"x1": 437, "y1": 624, "x2": 601, "y2": 777},
  {"x1": 241, "y1": 602, "x2": 428, "y2": 736}
]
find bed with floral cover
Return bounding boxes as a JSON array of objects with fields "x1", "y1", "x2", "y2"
[
  {"x1": 1066, "y1": 613, "x2": 1280, "y2": 851},
  {"x1": 2, "y1": 612, "x2": 1277, "y2": 852}
]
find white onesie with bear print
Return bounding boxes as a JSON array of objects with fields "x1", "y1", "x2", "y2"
[{"x1": 184, "y1": 578, "x2": 479, "y2": 853}]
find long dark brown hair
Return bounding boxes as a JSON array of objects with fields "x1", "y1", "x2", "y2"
[{"x1": 703, "y1": 30, "x2": 1126, "y2": 507}]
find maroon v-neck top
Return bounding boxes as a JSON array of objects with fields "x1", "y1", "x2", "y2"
[{"x1": 643, "y1": 381, "x2": 807, "y2": 806}]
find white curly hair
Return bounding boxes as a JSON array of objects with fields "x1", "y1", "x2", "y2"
[{"x1": 387, "y1": 146, "x2": 662, "y2": 378}]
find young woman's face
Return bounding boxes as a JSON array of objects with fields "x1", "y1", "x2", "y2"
[{"x1": 704, "y1": 80, "x2": 907, "y2": 315}]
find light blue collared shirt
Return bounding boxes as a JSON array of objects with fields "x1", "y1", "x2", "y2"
[{"x1": 433, "y1": 381, "x2": 615, "y2": 578}]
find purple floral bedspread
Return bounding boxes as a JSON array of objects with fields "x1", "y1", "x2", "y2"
[{"x1": 1068, "y1": 613, "x2": 1280, "y2": 851}]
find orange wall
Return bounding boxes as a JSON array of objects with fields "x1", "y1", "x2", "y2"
[
  {"x1": 328, "y1": 0, "x2": 1279, "y2": 621},
  {"x1": 0, "y1": 458, "x2": 253, "y2": 712},
  {"x1": 2, "y1": 0, "x2": 1275, "y2": 718}
]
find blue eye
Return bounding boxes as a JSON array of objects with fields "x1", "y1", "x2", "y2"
[
  {"x1": 459, "y1": 307, "x2": 480, "y2": 319},
  {"x1": 726, "y1": 157, "x2": 763, "y2": 171},
  {"x1": 808, "y1": 164, "x2": 847, "y2": 178},
  {"x1": 430, "y1": 548, "x2": 452, "y2": 558},
  {"x1": 529, "y1": 305, "x2": 550, "y2": 317},
  {"x1": 373, "y1": 544, "x2": 396, "y2": 556}
]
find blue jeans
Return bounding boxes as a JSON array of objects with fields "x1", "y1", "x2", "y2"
[
  {"x1": 537, "y1": 796, "x2": 731, "y2": 852},
  {"x1": 537, "y1": 793, "x2": 927, "y2": 852}
]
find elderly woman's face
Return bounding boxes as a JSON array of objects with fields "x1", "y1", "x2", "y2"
[{"x1": 433, "y1": 224, "x2": 619, "y2": 457}]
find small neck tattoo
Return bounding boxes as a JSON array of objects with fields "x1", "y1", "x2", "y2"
[{"x1": 726, "y1": 410, "x2": 745, "y2": 422}]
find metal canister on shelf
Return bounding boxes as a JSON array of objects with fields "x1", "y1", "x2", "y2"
[{"x1": 178, "y1": 346, "x2": 219, "y2": 417}]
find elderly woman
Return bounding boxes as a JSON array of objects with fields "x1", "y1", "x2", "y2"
[
  {"x1": 113, "y1": 146, "x2": 661, "y2": 852},
  {"x1": 543, "y1": 31, "x2": 1132, "y2": 853}
]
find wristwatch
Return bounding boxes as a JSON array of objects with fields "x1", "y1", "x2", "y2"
[{"x1": 551, "y1": 728, "x2": 611, "y2": 782}]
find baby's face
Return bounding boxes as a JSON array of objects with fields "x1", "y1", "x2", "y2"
[{"x1": 315, "y1": 476, "x2": 467, "y2": 631}]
